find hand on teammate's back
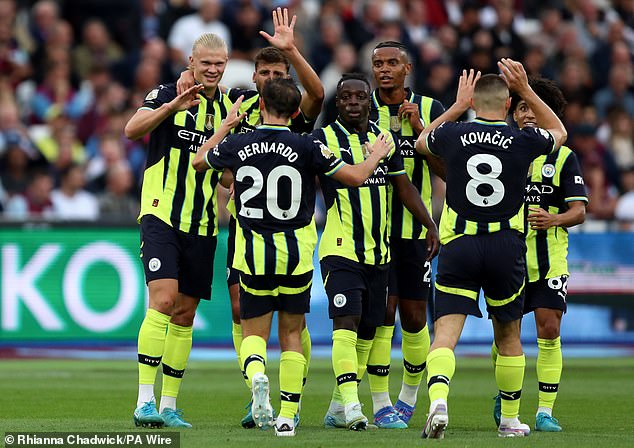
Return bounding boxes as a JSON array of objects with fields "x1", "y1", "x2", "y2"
[
  {"x1": 425, "y1": 226, "x2": 440, "y2": 261},
  {"x1": 176, "y1": 69, "x2": 196, "y2": 95}
]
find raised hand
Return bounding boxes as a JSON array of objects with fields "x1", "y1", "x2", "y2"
[
  {"x1": 221, "y1": 95, "x2": 247, "y2": 130},
  {"x1": 259, "y1": 7, "x2": 296, "y2": 52},
  {"x1": 497, "y1": 58, "x2": 529, "y2": 95},
  {"x1": 455, "y1": 68, "x2": 481, "y2": 111},
  {"x1": 169, "y1": 84, "x2": 204, "y2": 112}
]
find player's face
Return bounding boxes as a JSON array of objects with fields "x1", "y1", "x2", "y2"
[
  {"x1": 190, "y1": 46, "x2": 228, "y2": 90},
  {"x1": 336, "y1": 79, "x2": 370, "y2": 127},
  {"x1": 513, "y1": 100, "x2": 537, "y2": 129},
  {"x1": 371, "y1": 47, "x2": 410, "y2": 90},
  {"x1": 253, "y1": 62, "x2": 289, "y2": 93}
]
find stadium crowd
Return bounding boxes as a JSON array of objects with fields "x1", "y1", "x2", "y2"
[{"x1": 0, "y1": 0, "x2": 633, "y2": 225}]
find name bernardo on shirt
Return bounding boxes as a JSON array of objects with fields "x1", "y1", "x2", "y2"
[{"x1": 238, "y1": 141, "x2": 299, "y2": 162}]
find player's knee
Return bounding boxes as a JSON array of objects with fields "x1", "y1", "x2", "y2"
[
  {"x1": 150, "y1": 294, "x2": 177, "y2": 315},
  {"x1": 171, "y1": 307, "x2": 196, "y2": 327},
  {"x1": 401, "y1": 312, "x2": 426, "y2": 333},
  {"x1": 383, "y1": 298, "x2": 397, "y2": 326},
  {"x1": 333, "y1": 315, "x2": 359, "y2": 332},
  {"x1": 537, "y1": 320, "x2": 561, "y2": 340}
]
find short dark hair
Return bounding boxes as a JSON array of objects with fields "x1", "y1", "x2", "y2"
[
  {"x1": 473, "y1": 74, "x2": 509, "y2": 110},
  {"x1": 374, "y1": 40, "x2": 409, "y2": 61},
  {"x1": 261, "y1": 78, "x2": 301, "y2": 118},
  {"x1": 510, "y1": 76, "x2": 567, "y2": 118},
  {"x1": 254, "y1": 47, "x2": 290, "y2": 72},
  {"x1": 336, "y1": 73, "x2": 371, "y2": 92}
]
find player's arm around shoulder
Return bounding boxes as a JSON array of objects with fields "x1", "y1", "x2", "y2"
[
  {"x1": 330, "y1": 133, "x2": 394, "y2": 186},
  {"x1": 125, "y1": 84, "x2": 204, "y2": 141},
  {"x1": 192, "y1": 96, "x2": 246, "y2": 172}
]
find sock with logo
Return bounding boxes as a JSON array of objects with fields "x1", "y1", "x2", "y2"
[
  {"x1": 368, "y1": 325, "x2": 394, "y2": 413},
  {"x1": 398, "y1": 326, "x2": 430, "y2": 407},
  {"x1": 137, "y1": 309, "x2": 170, "y2": 406},
  {"x1": 537, "y1": 337, "x2": 562, "y2": 411},
  {"x1": 279, "y1": 351, "x2": 306, "y2": 420},
  {"x1": 241, "y1": 335, "x2": 267, "y2": 384},
  {"x1": 160, "y1": 322, "x2": 193, "y2": 411},
  {"x1": 332, "y1": 329, "x2": 359, "y2": 405},
  {"x1": 426, "y1": 347, "x2": 455, "y2": 404},
  {"x1": 496, "y1": 354, "x2": 526, "y2": 418}
]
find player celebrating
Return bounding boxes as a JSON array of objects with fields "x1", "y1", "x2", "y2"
[
  {"x1": 416, "y1": 60, "x2": 567, "y2": 438},
  {"x1": 315, "y1": 73, "x2": 439, "y2": 431},
  {"x1": 492, "y1": 77, "x2": 587, "y2": 432},
  {"x1": 366, "y1": 40, "x2": 445, "y2": 427},
  {"x1": 125, "y1": 33, "x2": 234, "y2": 429},
  {"x1": 193, "y1": 78, "x2": 393, "y2": 436},
  {"x1": 178, "y1": 8, "x2": 322, "y2": 428}
]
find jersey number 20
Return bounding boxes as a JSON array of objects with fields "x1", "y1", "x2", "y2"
[{"x1": 236, "y1": 165, "x2": 302, "y2": 220}]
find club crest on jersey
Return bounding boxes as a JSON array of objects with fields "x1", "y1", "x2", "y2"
[
  {"x1": 320, "y1": 143, "x2": 334, "y2": 159},
  {"x1": 390, "y1": 116, "x2": 401, "y2": 132},
  {"x1": 205, "y1": 113, "x2": 214, "y2": 130},
  {"x1": 542, "y1": 163, "x2": 556, "y2": 178},
  {"x1": 145, "y1": 89, "x2": 158, "y2": 101}
]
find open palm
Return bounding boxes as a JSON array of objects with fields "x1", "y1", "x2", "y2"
[{"x1": 260, "y1": 7, "x2": 296, "y2": 52}]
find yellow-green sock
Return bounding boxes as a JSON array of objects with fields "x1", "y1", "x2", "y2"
[
  {"x1": 241, "y1": 335, "x2": 267, "y2": 384},
  {"x1": 496, "y1": 354, "x2": 526, "y2": 418},
  {"x1": 332, "y1": 329, "x2": 359, "y2": 405},
  {"x1": 138, "y1": 309, "x2": 170, "y2": 387},
  {"x1": 368, "y1": 326, "x2": 394, "y2": 414},
  {"x1": 232, "y1": 322, "x2": 250, "y2": 388},
  {"x1": 160, "y1": 322, "x2": 193, "y2": 407},
  {"x1": 301, "y1": 326, "x2": 311, "y2": 394},
  {"x1": 426, "y1": 347, "x2": 455, "y2": 404},
  {"x1": 537, "y1": 337, "x2": 562, "y2": 411},
  {"x1": 356, "y1": 338, "x2": 373, "y2": 382},
  {"x1": 402, "y1": 326, "x2": 430, "y2": 387},
  {"x1": 491, "y1": 342, "x2": 499, "y2": 368},
  {"x1": 279, "y1": 351, "x2": 306, "y2": 419}
]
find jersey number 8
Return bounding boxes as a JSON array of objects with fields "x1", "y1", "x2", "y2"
[
  {"x1": 466, "y1": 154, "x2": 505, "y2": 207},
  {"x1": 236, "y1": 165, "x2": 302, "y2": 220}
]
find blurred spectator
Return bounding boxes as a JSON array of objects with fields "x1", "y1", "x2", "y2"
[
  {"x1": 72, "y1": 19, "x2": 124, "y2": 80},
  {"x1": 30, "y1": 19, "x2": 74, "y2": 84},
  {"x1": 571, "y1": 124, "x2": 620, "y2": 219},
  {"x1": 593, "y1": 64, "x2": 634, "y2": 119},
  {"x1": 167, "y1": 0, "x2": 231, "y2": 70},
  {"x1": 50, "y1": 163, "x2": 98, "y2": 220},
  {"x1": 317, "y1": 43, "x2": 359, "y2": 127},
  {"x1": 4, "y1": 170, "x2": 54, "y2": 219},
  {"x1": 141, "y1": 0, "x2": 165, "y2": 42},
  {"x1": 418, "y1": 59, "x2": 454, "y2": 109},
  {"x1": 590, "y1": 20, "x2": 632, "y2": 89},
  {"x1": 0, "y1": 16, "x2": 31, "y2": 87},
  {"x1": 228, "y1": 0, "x2": 266, "y2": 61},
  {"x1": 27, "y1": 0, "x2": 60, "y2": 55},
  {"x1": 30, "y1": 58, "x2": 91, "y2": 123},
  {"x1": 98, "y1": 160, "x2": 139, "y2": 220},
  {"x1": 85, "y1": 133, "x2": 125, "y2": 192},
  {"x1": 614, "y1": 166, "x2": 634, "y2": 227},
  {"x1": 0, "y1": 99, "x2": 37, "y2": 157},
  {"x1": 489, "y1": 0, "x2": 526, "y2": 61},
  {"x1": 111, "y1": 37, "x2": 172, "y2": 89},
  {"x1": 310, "y1": 15, "x2": 344, "y2": 76},
  {"x1": 601, "y1": 106, "x2": 634, "y2": 173},
  {"x1": 35, "y1": 114, "x2": 86, "y2": 176},
  {"x1": 1, "y1": 139, "x2": 31, "y2": 196},
  {"x1": 402, "y1": 0, "x2": 432, "y2": 47}
]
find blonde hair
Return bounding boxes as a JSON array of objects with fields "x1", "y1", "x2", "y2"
[{"x1": 192, "y1": 33, "x2": 228, "y2": 55}]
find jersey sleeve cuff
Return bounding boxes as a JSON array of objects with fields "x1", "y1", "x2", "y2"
[
  {"x1": 425, "y1": 133, "x2": 439, "y2": 156},
  {"x1": 388, "y1": 169, "x2": 406, "y2": 176},
  {"x1": 565, "y1": 196, "x2": 588, "y2": 203},
  {"x1": 204, "y1": 150, "x2": 223, "y2": 172},
  {"x1": 325, "y1": 160, "x2": 345, "y2": 176}
]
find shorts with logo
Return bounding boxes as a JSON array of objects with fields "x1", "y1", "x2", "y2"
[
  {"x1": 434, "y1": 230, "x2": 526, "y2": 323},
  {"x1": 524, "y1": 275, "x2": 568, "y2": 314},
  {"x1": 388, "y1": 237, "x2": 433, "y2": 300},
  {"x1": 239, "y1": 271, "x2": 313, "y2": 319},
  {"x1": 140, "y1": 214, "x2": 217, "y2": 300},
  {"x1": 226, "y1": 216, "x2": 240, "y2": 287},
  {"x1": 321, "y1": 256, "x2": 389, "y2": 328}
]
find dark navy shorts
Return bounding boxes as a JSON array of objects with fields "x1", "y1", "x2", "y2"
[
  {"x1": 524, "y1": 275, "x2": 568, "y2": 314},
  {"x1": 239, "y1": 271, "x2": 313, "y2": 319},
  {"x1": 388, "y1": 237, "x2": 432, "y2": 300}
]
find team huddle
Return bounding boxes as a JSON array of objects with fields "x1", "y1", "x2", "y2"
[{"x1": 125, "y1": 8, "x2": 588, "y2": 440}]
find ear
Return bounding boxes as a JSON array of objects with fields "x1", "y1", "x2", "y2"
[
  {"x1": 290, "y1": 108, "x2": 301, "y2": 119},
  {"x1": 505, "y1": 97, "x2": 511, "y2": 111},
  {"x1": 259, "y1": 97, "x2": 265, "y2": 110},
  {"x1": 188, "y1": 55, "x2": 194, "y2": 68},
  {"x1": 405, "y1": 62, "x2": 412, "y2": 76}
]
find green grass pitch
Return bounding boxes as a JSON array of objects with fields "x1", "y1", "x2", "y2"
[{"x1": 1, "y1": 356, "x2": 633, "y2": 447}]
